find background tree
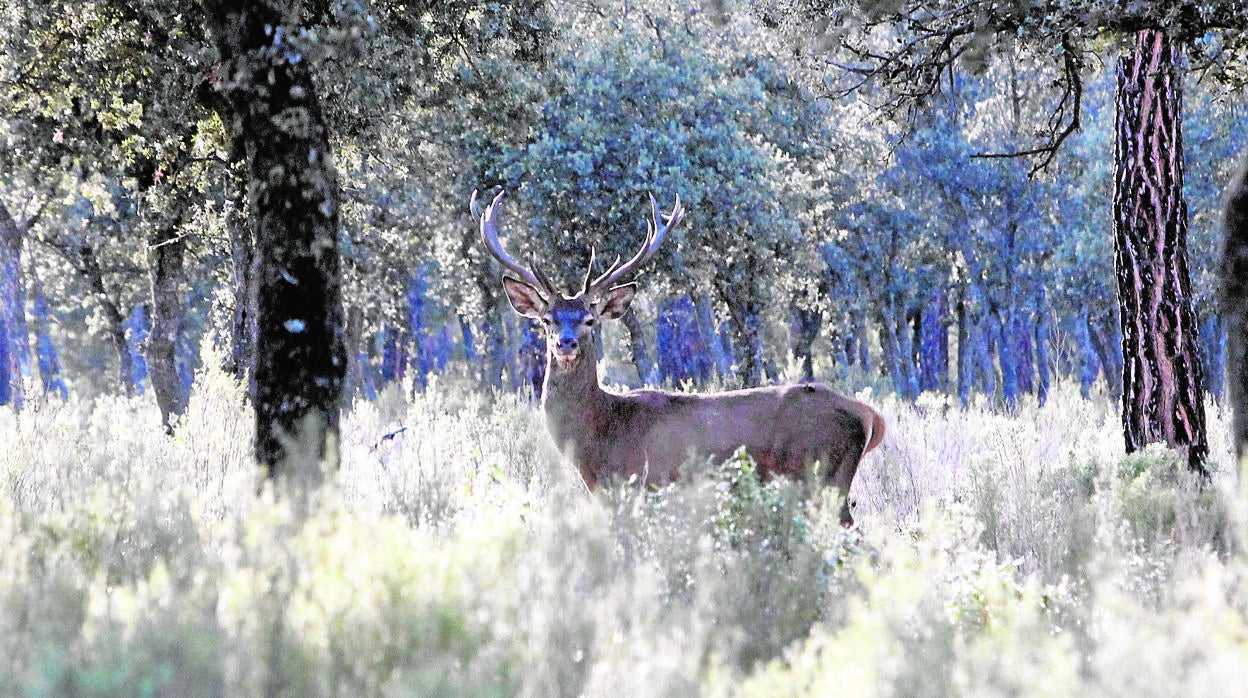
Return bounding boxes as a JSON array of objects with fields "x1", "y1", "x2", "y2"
[
  {"x1": 469, "y1": 7, "x2": 838, "y2": 388},
  {"x1": 759, "y1": 0, "x2": 1248, "y2": 470},
  {"x1": 1222, "y1": 150, "x2": 1248, "y2": 468}
]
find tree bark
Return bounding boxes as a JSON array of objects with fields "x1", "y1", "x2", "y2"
[
  {"x1": 146, "y1": 223, "x2": 188, "y2": 432},
  {"x1": 790, "y1": 294, "x2": 821, "y2": 383},
  {"x1": 714, "y1": 269, "x2": 765, "y2": 388},
  {"x1": 1220, "y1": 148, "x2": 1248, "y2": 468},
  {"x1": 205, "y1": 1, "x2": 347, "y2": 482},
  {"x1": 1112, "y1": 29, "x2": 1208, "y2": 473},
  {"x1": 0, "y1": 202, "x2": 29, "y2": 409},
  {"x1": 30, "y1": 276, "x2": 67, "y2": 399},
  {"x1": 78, "y1": 243, "x2": 136, "y2": 396},
  {"x1": 227, "y1": 188, "x2": 255, "y2": 385}
]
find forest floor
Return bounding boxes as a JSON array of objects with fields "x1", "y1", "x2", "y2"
[{"x1": 1, "y1": 368, "x2": 1245, "y2": 696}]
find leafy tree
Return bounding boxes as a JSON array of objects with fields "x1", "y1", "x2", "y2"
[
  {"x1": 762, "y1": 0, "x2": 1248, "y2": 471},
  {"x1": 474, "y1": 7, "x2": 838, "y2": 387}
]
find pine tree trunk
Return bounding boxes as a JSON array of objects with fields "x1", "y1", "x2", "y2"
[
  {"x1": 205, "y1": 1, "x2": 347, "y2": 482},
  {"x1": 1113, "y1": 29, "x2": 1208, "y2": 473},
  {"x1": 1220, "y1": 148, "x2": 1248, "y2": 468}
]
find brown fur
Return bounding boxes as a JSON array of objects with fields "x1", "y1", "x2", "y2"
[
  {"x1": 534, "y1": 296, "x2": 884, "y2": 525},
  {"x1": 477, "y1": 191, "x2": 885, "y2": 525}
]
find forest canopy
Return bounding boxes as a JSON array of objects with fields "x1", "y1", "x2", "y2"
[{"x1": 1, "y1": 0, "x2": 1245, "y2": 458}]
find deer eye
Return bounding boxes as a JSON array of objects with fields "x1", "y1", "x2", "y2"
[
  {"x1": 584, "y1": 318, "x2": 595, "y2": 327},
  {"x1": 541, "y1": 317, "x2": 553, "y2": 326}
]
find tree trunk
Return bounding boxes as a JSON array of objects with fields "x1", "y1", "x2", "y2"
[
  {"x1": 1087, "y1": 313, "x2": 1123, "y2": 397},
  {"x1": 30, "y1": 276, "x2": 66, "y2": 399},
  {"x1": 408, "y1": 267, "x2": 432, "y2": 392},
  {"x1": 206, "y1": 1, "x2": 347, "y2": 483},
  {"x1": 343, "y1": 305, "x2": 365, "y2": 404},
  {"x1": 146, "y1": 223, "x2": 188, "y2": 432},
  {"x1": 1219, "y1": 148, "x2": 1248, "y2": 467},
  {"x1": 227, "y1": 189, "x2": 255, "y2": 385},
  {"x1": 518, "y1": 319, "x2": 545, "y2": 400},
  {"x1": 1034, "y1": 292, "x2": 1052, "y2": 407},
  {"x1": 0, "y1": 202, "x2": 29, "y2": 409},
  {"x1": 1199, "y1": 314, "x2": 1225, "y2": 399},
  {"x1": 992, "y1": 307, "x2": 1019, "y2": 410},
  {"x1": 1112, "y1": 29, "x2": 1208, "y2": 473},
  {"x1": 714, "y1": 274, "x2": 765, "y2": 388},
  {"x1": 76, "y1": 244, "x2": 136, "y2": 396},
  {"x1": 620, "y1": 307, "x2": 654, "y2": 385},
  {"x1": 1072, "y1": 314, "x2": 1099, "y2": 398},
  {"x1": 917, "y1": 289, "x2": 947, "y2": 393},
  {"x1": 789, "y1": 295, "x2": 821, "y2": 383},
  {"x1": 693, "y1": 294, "x2": 731, "y2": 381}
]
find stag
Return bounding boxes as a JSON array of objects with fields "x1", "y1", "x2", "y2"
[{"x1": 472, "y1": 190, "x2": 885, "y2": 525}]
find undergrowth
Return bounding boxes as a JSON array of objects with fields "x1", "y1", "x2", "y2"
[{"x1": 0, "y1": 370, "x2": 1244, "y2": 696}]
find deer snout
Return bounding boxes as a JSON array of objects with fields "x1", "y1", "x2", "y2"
[{"x1": 556, "y1": 336, "x2": 579, "y2": 354}]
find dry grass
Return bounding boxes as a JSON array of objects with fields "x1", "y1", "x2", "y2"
[{"x1": 0, "y1": 367, "x2": 1245, "y2": 696}]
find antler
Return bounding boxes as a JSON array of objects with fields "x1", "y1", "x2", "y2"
[
  {"x1": 472, "y1": 189, "x2": 555, "y2": 297},
  {"x1": 584, "y1": 193, "x2": 684, "y2": 299}
]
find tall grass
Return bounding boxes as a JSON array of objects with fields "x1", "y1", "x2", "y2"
[{"x1": 0, "y1": 367, "x2": 1244, "y2": 696}]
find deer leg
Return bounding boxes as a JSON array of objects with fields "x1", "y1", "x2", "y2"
[{"x1": 827, "y1": 449, "x2": 862, "y2": 527}]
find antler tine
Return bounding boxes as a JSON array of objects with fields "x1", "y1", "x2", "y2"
[
  {"x1": 586, "y1": 193, "x2": 683, "y2": 299},
  {"x1": 580, "y1": 246, "x2": 597, "y2": 296},
  {"x1": 474, "y1": 189, "x2": 554, "y2": 297}
]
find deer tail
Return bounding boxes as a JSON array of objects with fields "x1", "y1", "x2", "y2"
[{"x1": 862, "y1": 411, "x2": 886, "y2": 457}]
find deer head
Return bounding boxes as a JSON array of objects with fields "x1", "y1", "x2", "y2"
[{"x1": 471, "y1": 190, "x2": 684, "y2": 373}]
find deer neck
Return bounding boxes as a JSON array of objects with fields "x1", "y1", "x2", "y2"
[{"x1": 540, "y1": 345, "x2": 611, "y2": 446}]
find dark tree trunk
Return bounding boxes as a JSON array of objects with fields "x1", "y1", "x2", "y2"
[
  {"x1": 76, "y1": 244, "x2": 136, "y2": 396},
  {"x1": 0, "y1": 202, "x2": 29, "y2": 409},
  {"x1": 895, "y1": 306, "x2": 918, "y2": 399},
  {"x1": 1198, "y1": 314, "x2": 1225, "y2": 399},
  {"x1": 206, "y1": 1, "x2": 347, "y2": 481},
  {"x1": 146, "y1": 223, "x2": 188, "y2": 432},
  {"x1": 1087, "y1": 313, "x2": 1124, "y2": 397},
  {"x1": 917, "y1": 289, "x2": 947, "y2": 393},
  {"x1": 693, "y1": 294, "x2": 732, "y2": 381},
  {"x1": 1219, "y1": 148, "x2": 1248, "y2": 467},
  {"x1": 790, "y1": 295, "x2": 821, "y2": 383},
  {"x1": 992, "y1": 307, "x2": 1019, "y2": 410},
  {"x1": 518, "y1": 319, "x2": 545, "y2": 400},
  {"x1": 343, "y1": 305, "x2": 365, "y2": 403},
  {"x1": 620, "y1": 307, "x2": 654, "y2": 385},
  {"x1": 1034, "y1": 298, "x2": 1052, "y2": 407},
  {"x1": 30, "y1": 277, "x2": 66, "y2": 399},
  {"x1": 1012, "y1": 313, "x2": 1034, "y2": 396},
  {"x1": 956, "y1": 290, "x2": 972, "y2": 406},
  {"x1": 714, "y1": 272, "x2": 765, "y2": 388},
  {"x1": 880, "y1": 301, "x2": 917, "y2": 400},
  {"x1": 657, "y1": 295, "x2": 707, "y2": 385},
  {"x1": 459, "y1": 313, "x2": 481, "y2": 381},
  {"x1": 1073, "y1": 314, "x2": 1100, "y2": 399},
  {"x1": 1112, "y1": 29, "x2": 1208, "y2": 473},
  {"x1": 957, "y1": 282, "x2": 993, "y2": 406},
  {"x1": 408, "y1": 268, "x2": 432, "y2": 392},
  {"x1": 227, "y1": 190, "x2": 255, "y2": 385},
  {"x1": 480, "y1": 312, "x2": 508, "y2": 388}
]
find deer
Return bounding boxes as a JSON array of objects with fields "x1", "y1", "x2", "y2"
[{"x1": 471, "y1": 190, "x2": 886, "y2": 525}]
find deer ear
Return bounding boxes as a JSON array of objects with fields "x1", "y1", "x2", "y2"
[
  {"x1": 596, "y1": 283, "x2": 636, "y2": 320},
  {"x1": 502, "y1": 277, "x2": 548, "y2": 319}
]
